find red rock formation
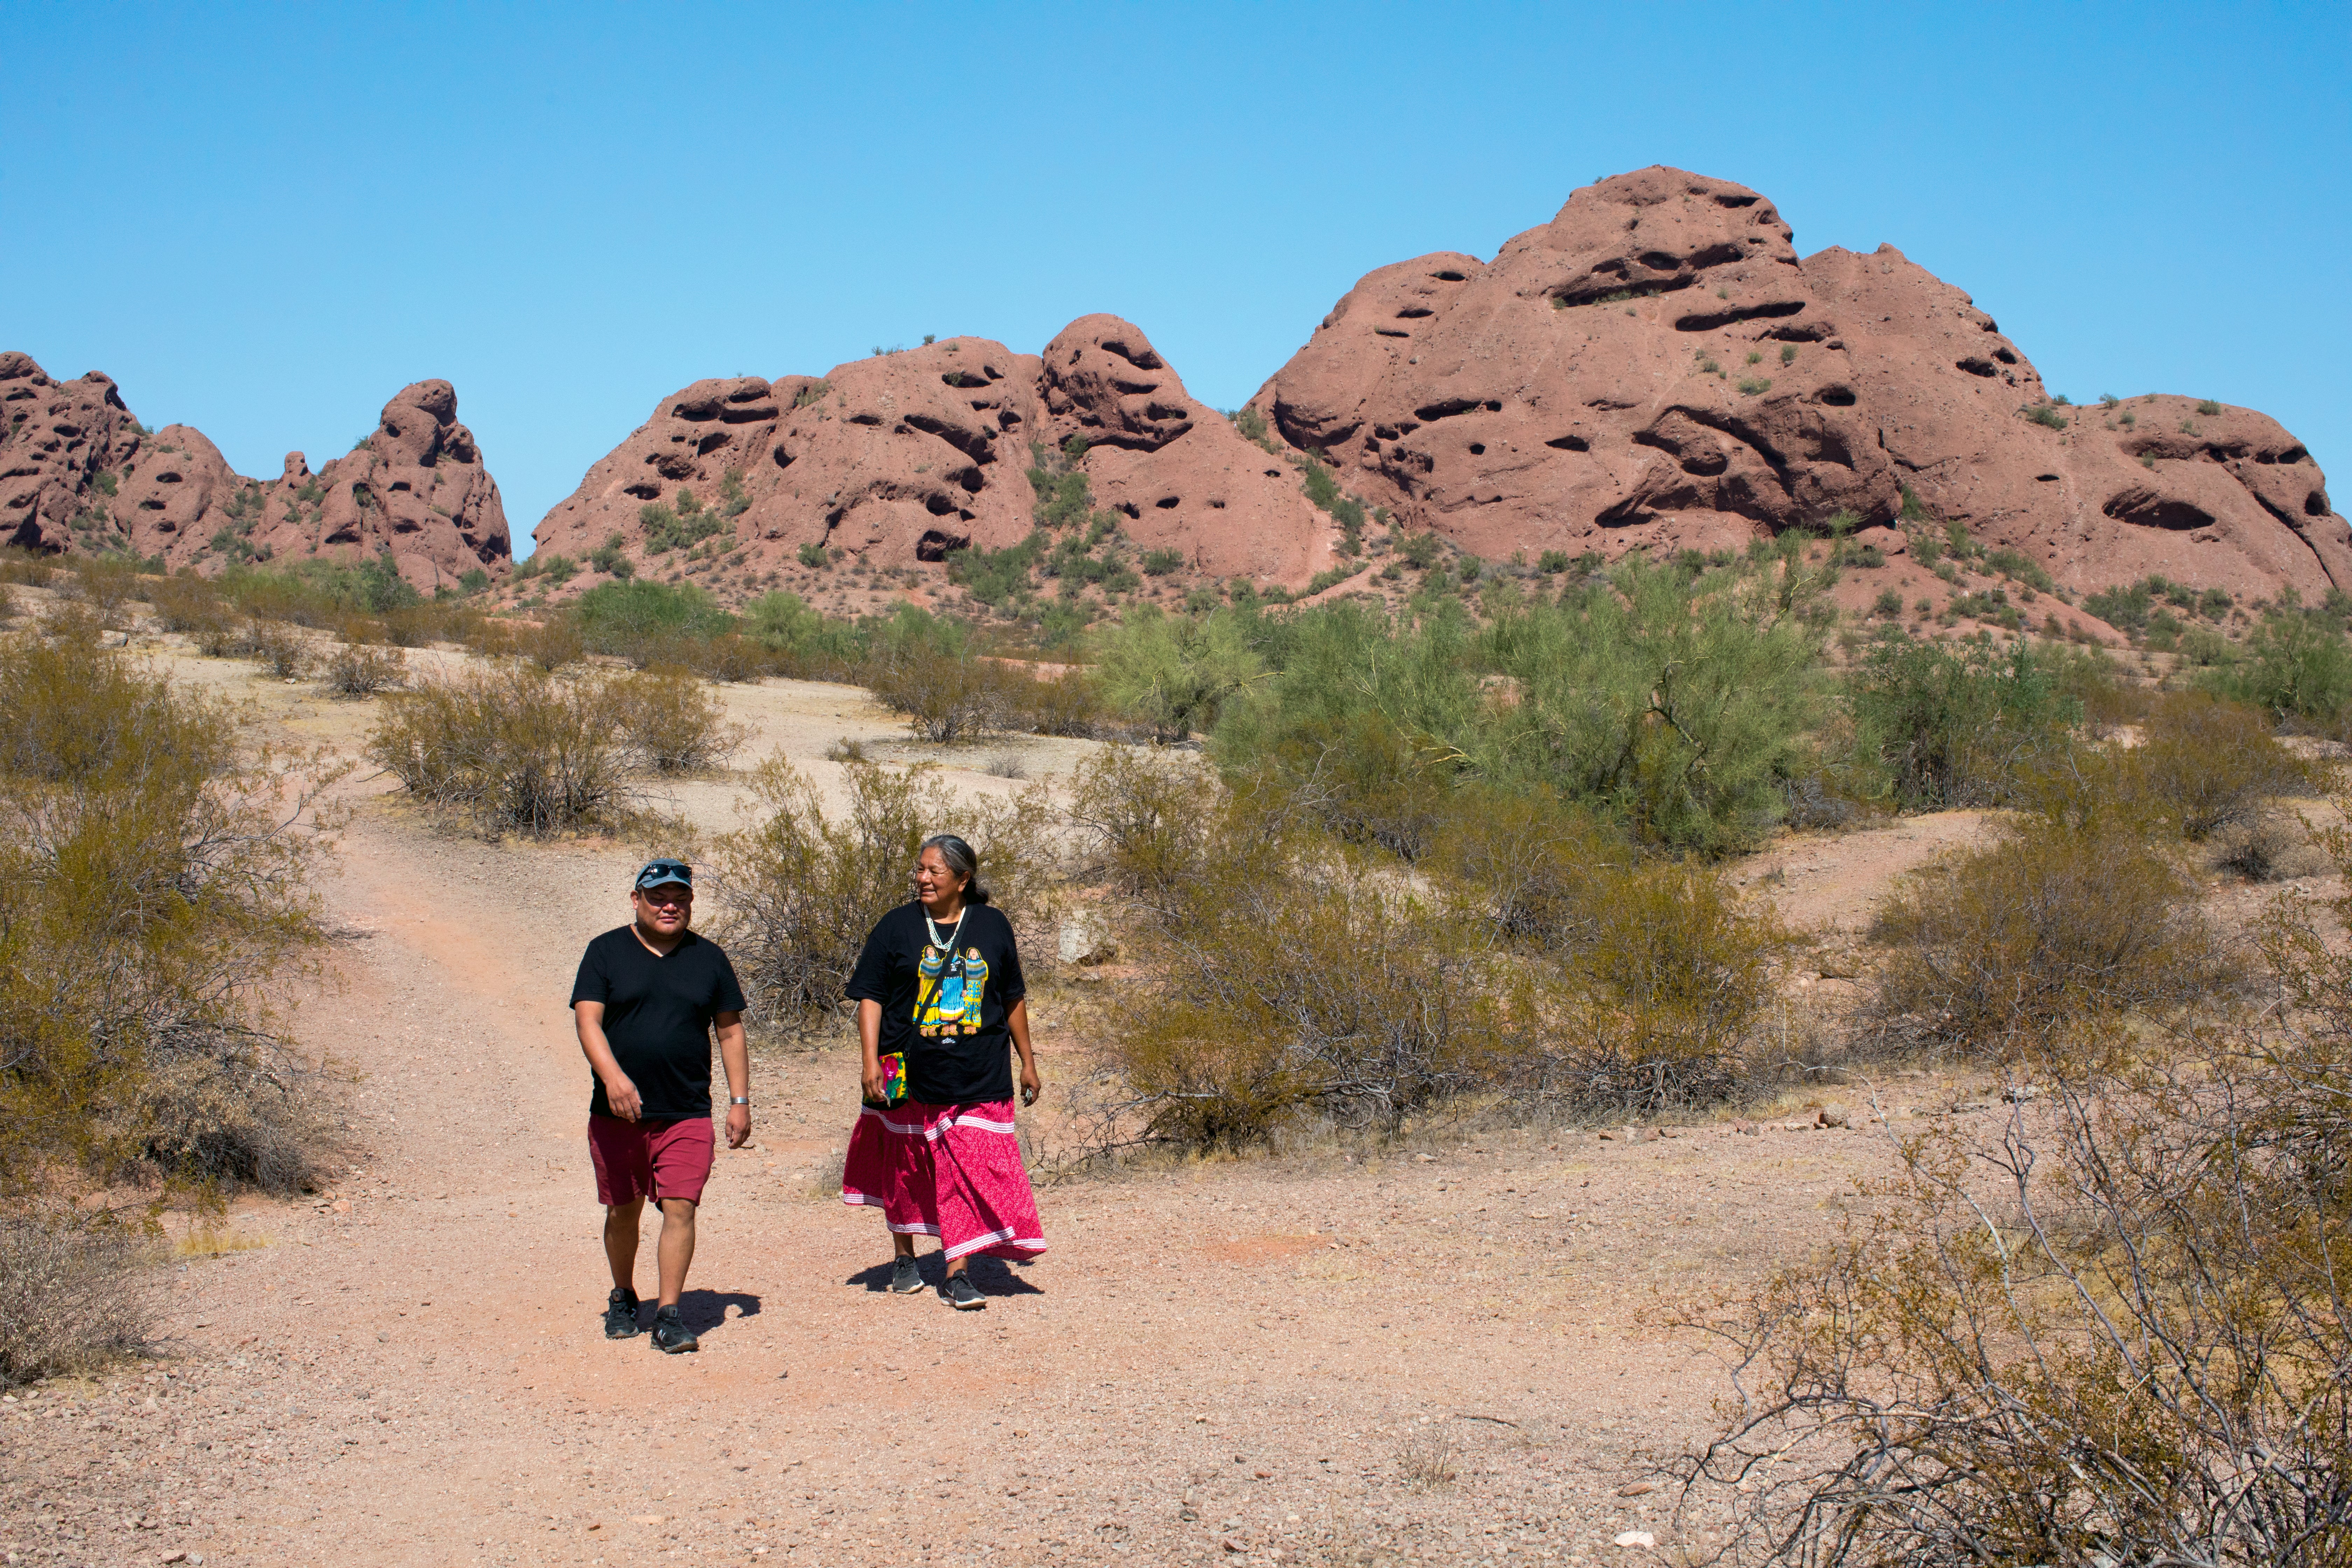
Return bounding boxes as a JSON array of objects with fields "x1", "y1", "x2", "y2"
[
  {"x1": 531, "y1": 320, "x2": 1334, "y2": 592},
  {"x1": 1249, "y1": 167, "x2": 2347, "y2": 602},
  {"x1": 0, "y1": 352, "x2": 510, "y2": 589}
]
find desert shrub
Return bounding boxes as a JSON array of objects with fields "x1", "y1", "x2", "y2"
[
  {"x1": 1140, "y1": 548, "x2": 1184, "y2": 576},
  {"x1": 367, "y1": 665, "x2": 634, "y2": 834},
  {"x1": 0, "y1": 1215, "x2": 156, "y2": 1386},
  {"x1": 1093, "y1": 604, "x2": 1265, "y2": 742},
  {"x1": 0, "y1": 631, "x2": 333, "y2": 1200},
  {"x1": 569, "y1": 579, "x2": 730, "y2": 664},
  {"x1": 148, "y1": 575, "x2": 230, "y2": 636},
  {"x1": 1006, "y1": 666, "x2": 1103, "y2": 738},
  {"x1": 1847, "y1": 635, "x2": 2079, "y2": 808},
  {"x1": 678, "y1": 632, "x2": 771, "y2": 684},
  {"x1": 322, "y1": 643, "x2": 406, "y2": 698},
  {"x1": 867, "y1": 651, "x2": 1030, "y2": 742},
  {"x1": 0, "y1": 548, "x2": 54, "y2": 587},
  {"x1": 2126, "y1": 690, "x2": 2311, "y2": 839},
  {"x1": 606, "y1": 668, "x2": 745, "y2": 773},
  {"x1": 2023, "y1": 402, "x2": 2068, "y2": 430},
  {"x1": 1681, "y1": 1014, "x2": 2352, "y2": 1567},
  {"x1": 2196, "y1": 397, "x2": 2223, "y2": 415},
  {"x1": 488, "y1": 616, "x2": 587, "y2": 673},
  {"x1": 1427, "y1": 785, "x2": 1625, "y2": 952},
  {"x1": 247, "y1": 620, "x2": 313, "y2": 679},
  {"x1": 588, "y1": 533, "x2": 635, "y2": 580},
  {"x1": 1101, "y1": 836, "x2": 1518, "y2": 1149},
  {"x1": 1542, "y1": 862, "x2": 1793, "y2": 1114},
  {"x1": 712, "y1": 758, "x2": 1057, "y2": 1032},
  {"x1": 1866, "y1": 821, "x2": 2234, "y2": 1054},
  {"x1": 1479, "y1": 558, "x2": 1826, "y2": 851},
  {"x1": 2199, "y1": 602, "x2": 2352, "y2": 726},
  {"x1": 1065, "y1": 746, "x2": 1237, "y2": 910}
]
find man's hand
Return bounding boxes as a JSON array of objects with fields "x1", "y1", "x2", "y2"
[
  {"x1": 726, "y1": 1102, "x2": 751, "y2": 1148},
  {"x1": 1020, "y1": 1060, "x2": 1042, "y2": 1108},
  {"x1": 603, "y1": 1073, "x2": 643, "y2": 1122}
]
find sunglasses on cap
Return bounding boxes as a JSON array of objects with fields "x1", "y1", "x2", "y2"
[{"x1": 635, "y1": 859, "x2": 694, "y2": 894}]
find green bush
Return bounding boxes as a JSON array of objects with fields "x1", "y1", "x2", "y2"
[
  {"x1": 797, "y1": 541, "x2": 831, "y2": 569},
  {"x1": 570, "y1": 579, "x2": 730, "y2": 663},
  {"x1": 1140, "y1": 548, "x2": 1184, "y2": 577},
  {"x1": 1867, "y1": 820, "x2": 2235, "y2": 1054},
  {"x1": 2196, "y1": 398, "x2": 2222, "y2": 416},
  {"x1": 368, "y1": 665, "x2": 637, "y2": 835},
  {"x1": 1847, "y1": 635, "x2": 2079, "y2": 809},
  {"x1": 589, "y1": 533, "x2": 635, "y2": 580},
  {"x1": 2198, "y1": 604, "x2": 2352, "y2": 726},
  {"x1": 1093, "y1": 604, "x2": 1264, "y2": 742},
  {"x1": 607, "y1": 668, "x2": 746, "y2": 773},
  {"x1": 0, "y1": 630, "x2": 332, "y2": 1202}
]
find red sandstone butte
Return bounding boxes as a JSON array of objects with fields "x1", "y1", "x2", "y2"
[
  {"x1": 0, "y1": 353, "x2": 510, "y2": 589},
  {"x1": 530, "y1": 318, "x2": 1334, "y2": 592},
  {"x1": 1247, "y1": 166, "x2": 2344, "y2": 602}
]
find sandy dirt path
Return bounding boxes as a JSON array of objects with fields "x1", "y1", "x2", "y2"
[{"x1": 2, "y1": 649, "x2": 2007, "y2": 1568}]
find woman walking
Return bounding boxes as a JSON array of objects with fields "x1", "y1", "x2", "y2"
[{"x1": 840, "y1": 834, "x2": 1045, "y2": 1308}]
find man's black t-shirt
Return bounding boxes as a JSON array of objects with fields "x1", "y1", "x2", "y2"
[
  {"x1": 844, "y1": 903, "x2": 1027, "y2": 1106},
  {"x1": 570, "y1": 927, "x2": 747, "y2": 1121}
]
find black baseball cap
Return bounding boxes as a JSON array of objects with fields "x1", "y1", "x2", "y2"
[{"x1": 635, "y1": 859, "x2": 693, "y2": 892}]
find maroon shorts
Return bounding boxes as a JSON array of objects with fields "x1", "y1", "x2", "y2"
[{"x1": 588, "y1": 1114, "x2": 714, "y2": 1206}]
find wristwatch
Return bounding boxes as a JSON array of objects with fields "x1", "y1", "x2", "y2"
[{"x1": 729, "y1": 1096, "x2": 751, "y2": 1106}]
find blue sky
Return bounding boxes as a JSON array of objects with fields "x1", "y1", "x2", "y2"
[{"x1": 10, "y1": 3, "x2": 2347, "y2": 555}]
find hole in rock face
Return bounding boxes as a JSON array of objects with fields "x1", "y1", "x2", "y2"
[
  {"x1": 1715, "y1": 192, "x2": 1759, "y2": 208},
  {"x1": 1672, "y1": 300, "x2": 1804, "y2": 332},
  {"x1": 155, "y1": 470, "x2": 184, "y2": 484},
  {"x1": 388, "y1": 480, "x2": 412, "y2": 492},
  {"x1": 1210, "y1": 499, "x2": 1226, "y2": 509},
  {"x1": 1144, "y1": 404, "x2": 1189, "y2": 423},
  {"x1": 847, "y1": 413, "x2": 882, "y2": 426},
  {"x1": 2265, "y1": 446, "x2": 2308, "y2": 465},
  {"x1": 941, "y1": 372, "x2": 986, "y2": 389},
  {"x1": 2309, "y1": 491, "x2": 2333, "y2": 517},
  {"x1": 914, "y1": 528, "x2": 966, "y2": 562},
  {"x1": 770, "y1": 447, "x2": 795, "y2": 471},
  {"x1": 925, "y1": 492, "x2": 958, "y2": 516},
  {"x1": 1468, "y1": 443, "x2": 1486, "y2": 456},
  {"x1": 1993, "y1": 349, "x2": 2018, "y2": 365},
  {"x1": 1395, "y1": 307, "x2": 1433, "y2": 319},
  {"x1": 1375, "y1": 328, "x2": 1410, "y2": 338},
  {"x1": 1818, "y1": 386, "x2": 1857, "y2": 407},
  {"x1": 624, "y1": 481, "x2": 661, "y2": 498},
  {"x1": 2104, "y1": 489, "x2": 2216, "y2": 531},
  {"x1": 2036, "y1": 473, "x2": 2060, "y2": 482},
  {"x1": 1154, "y1": 495, "x2": 1180, "y2": 509},
  {"x1": 696, "y1": 431, "x2": 732, "y2": 455},
  {"x1": 1100, "y1": 340, "x2": 1165, "y2": 371},
  {"x1": 1430, "y1": 270, "x2": 1467, "y2": 281},
  {"x1": 1955, "y1": 358, "x2": 1997, "y2": 378},
  {"x1": 1638, "y1": 251, "x2": 1682, "y2": 271},
  {"x1": 1112, "y1": 380, "x2": 1159, "y2": 396},
  {"x1": 1484, "y1": 400, "x2": 1503, "y2": 412},
  {"x1": 1416, "y1": 398, "x2": 1482, "y2": 421},
  {"x1": 1764, "y1": 322, "x2": 1833, "y2": 343},
  {"x1": 1545, "y1": 434, "x2": 1590, "y2": 451},
  {"x1": 1112, "y1": 501, "x2": 1140, "y2": 520},
  {"x1": 997, "y1": 410, "x2": 1022, "y2": 429}
]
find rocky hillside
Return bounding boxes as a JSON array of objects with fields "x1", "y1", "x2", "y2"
[
  {"x1": 528, "y1": 315, "x2": 1332, "y2": 606},
  {"x1": 0, "y1": 352, "x2": 510, "y2": 590},
  {"x1": 1249, "y1": 166, "x2": 2347, "y2": 603}
]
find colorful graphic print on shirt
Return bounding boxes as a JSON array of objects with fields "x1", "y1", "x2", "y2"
[{"x1": 915, "y1": 945, "x2": 990, "y2": 1036}]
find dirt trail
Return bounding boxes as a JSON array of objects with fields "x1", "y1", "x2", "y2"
[{"x1": 4, "y1": 647, "x2": 2002, "y2": 1568}]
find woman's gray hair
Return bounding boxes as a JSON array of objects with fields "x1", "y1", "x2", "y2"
[{"x1": 920, "y1": 833, "x2": 991, "y2": 905}]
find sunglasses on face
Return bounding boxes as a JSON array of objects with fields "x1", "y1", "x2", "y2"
[{"x1": 638, "y1": 888, "x2": 692, "y2": 908}]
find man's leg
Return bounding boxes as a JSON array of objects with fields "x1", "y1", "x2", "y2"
[
  {"x1": 604, "y1": 1198, "x2": 645, "y2": 1292},
  {"x1": 654, "y1": 1197, "x2": 697, "y2": 1308}
]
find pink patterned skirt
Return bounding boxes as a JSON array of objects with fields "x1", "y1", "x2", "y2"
[{"x1": 841, "y1": 1099, "x2": 1048, "y2": 1262}]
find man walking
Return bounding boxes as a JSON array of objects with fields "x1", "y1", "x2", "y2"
[{"x1": 573, "y1": 859, "x2": 749, "y2": 1353}]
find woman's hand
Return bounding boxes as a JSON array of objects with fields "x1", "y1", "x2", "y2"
[
  {"x1": 861, "y1": 1057, "x2": 890, "y2": 1106},
  {"x1": 1020, "y1": 1060, "x2": 1042, "y2": 1107}
]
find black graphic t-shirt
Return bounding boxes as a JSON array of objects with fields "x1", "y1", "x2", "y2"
[
  {"x1": 844, "y1": 903, "x2": 1027, "y2": 1106},
  {"x1": 570, "y1": 927, "x2": 746, "y2": 1121}
]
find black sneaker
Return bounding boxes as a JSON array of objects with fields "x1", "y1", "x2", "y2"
[
  {"x1": 649, "y1": 1304, "x2": 699, "y2": 1354},
  {"x1": 603, "y1": 1287, "x2": 642, "y2": 1339},
  {"x1": 889, "y1": 1255, "x2": 925, "y2": 1294},
  {"x1": 944, "y1": 1273, "x2": 985, "y2": 1311}
]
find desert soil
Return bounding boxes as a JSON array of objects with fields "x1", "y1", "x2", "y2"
[{"x1": 2, "y1": 625, "x2": 2316, "y2": 1568}]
